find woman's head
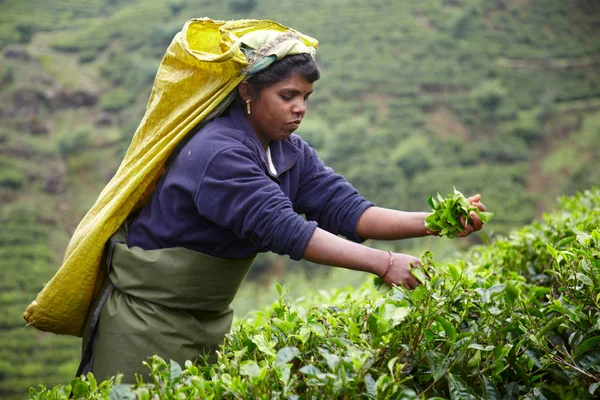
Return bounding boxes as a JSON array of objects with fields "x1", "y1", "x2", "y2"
[{"x1": 238, "y1": 54, "x2": 320, "y2": 148}]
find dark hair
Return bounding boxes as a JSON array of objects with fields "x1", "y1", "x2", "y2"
[{"x1": 246, "y1": 53, "x2": 320, "y2": 97}]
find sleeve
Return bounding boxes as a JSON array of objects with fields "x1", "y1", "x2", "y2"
[
  {"x1": 293, "y1": 142, "x2": 374, "y2": 242},
  {"x1": 194, "y1": 146, "x2": 318, "y2": 260}
]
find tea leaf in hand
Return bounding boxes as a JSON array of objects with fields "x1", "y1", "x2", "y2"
[{"x1": 425, "y1": 187, "x2": 493, "y2": 238}]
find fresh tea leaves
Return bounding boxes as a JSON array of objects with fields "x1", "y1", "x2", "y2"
[{"x1": 425, "y1": 188, "x2": 493, "y2": 238}]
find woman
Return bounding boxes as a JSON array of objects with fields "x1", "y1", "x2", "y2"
[{"x1": 79, "y1": 25, "x2": 486, "y2": 382}]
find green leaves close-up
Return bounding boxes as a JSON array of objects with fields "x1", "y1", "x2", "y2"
[
  {"x1": 425, "y1": 188, "x2": 494, "y2": 238},
  {"x1": 30, "y1": 188, "x2": 600, "y2": 399}
]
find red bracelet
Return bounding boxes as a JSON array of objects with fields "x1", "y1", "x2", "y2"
[{"x1": 380, "y1": 251, "x2": 394, "y2": 279}]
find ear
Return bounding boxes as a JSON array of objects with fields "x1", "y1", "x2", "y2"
[{"x1": 237, "y1": 81, "x2": 254, "y2": 102}]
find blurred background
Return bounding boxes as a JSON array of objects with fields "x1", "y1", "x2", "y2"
[{"x1": 0, "y1": 0, "x2": 599, "y2": 397}]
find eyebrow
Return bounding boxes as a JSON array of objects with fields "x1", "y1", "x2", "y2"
[{"x1": 279, "y1": 88, "x2": 314, "y2": 96}]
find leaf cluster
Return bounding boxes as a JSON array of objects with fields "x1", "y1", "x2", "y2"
[
  {"x1": 425, "y1": 188, "x2": 494, "y2": 238},
  {"x1": 29, "y1": 188, "x2": 600, "y2": 399}
]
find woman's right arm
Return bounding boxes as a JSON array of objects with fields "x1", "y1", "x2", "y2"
[{"x1": 302, "y1": 227, "x2": 421, "y2": 288}]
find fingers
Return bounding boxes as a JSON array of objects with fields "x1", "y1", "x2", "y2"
[
  {"x1": 456, "y1": 225, "x2": 473, "y2": 237},
  {"x1": 457, "y1": 211, "x2": 482, "y2": 237},
  {"x1": 468, "y1": 193, "x2": 487, "y2": 212},
  {"x1": 470, "y1": 211, "x2": 483, "y2": 231},
  {"x1": 472, "y1": 201, "x2": 487, "y2": 212},
  {"x1": 384, "y1": 254, "x2": 435, "y2": 290},
  {"x1": 467, "y1": 194, "x2": 481, "y2": 203},
  {"x1": 404, "y1": 260, "x2": 425, "y2": 289}
]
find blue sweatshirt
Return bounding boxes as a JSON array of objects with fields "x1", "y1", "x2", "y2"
[{"x1": 127, "y1": 104, "x2": 374, "y2": 260}]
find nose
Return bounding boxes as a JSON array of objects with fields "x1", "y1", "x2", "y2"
[{"x1": 291, "y1": 99, "x2": 306, "y2": 116}]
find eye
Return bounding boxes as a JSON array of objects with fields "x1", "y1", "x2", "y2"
[{"x1": 280, "y1": 94, "x2": 293, "y2": 101}]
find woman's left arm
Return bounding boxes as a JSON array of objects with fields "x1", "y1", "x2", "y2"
[{"x1": 356, "y1": 194, "x2": 486, "y2": 240}]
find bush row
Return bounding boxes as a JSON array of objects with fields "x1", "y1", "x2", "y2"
[{"x1": 30, "y1": 188, "x2": 600, "y2": 399}]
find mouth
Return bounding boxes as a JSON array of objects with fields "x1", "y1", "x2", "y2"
[{"x1": 288, "y1": 120, "x2": 301, "y2": 130}]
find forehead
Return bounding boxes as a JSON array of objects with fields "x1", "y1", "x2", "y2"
[{"x1": 268, "y1": 71, "x2": 313, "y2": 92}]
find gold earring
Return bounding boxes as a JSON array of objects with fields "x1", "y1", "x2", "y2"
[{"x1": 246, "y1": 99, "x2": 251, "y2": 115}]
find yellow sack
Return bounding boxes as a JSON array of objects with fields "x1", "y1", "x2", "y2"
[{"x1": 24, "y1": 18, "x2": 318, "y2": 336}]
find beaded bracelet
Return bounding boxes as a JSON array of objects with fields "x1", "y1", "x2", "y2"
[{"x1": 380, "y1": 251, "x2": 394, "y2": 279}]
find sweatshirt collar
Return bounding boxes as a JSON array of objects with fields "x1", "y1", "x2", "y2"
[{"x1": 229, "y1": 103, "x2": 300, "y2": 180}]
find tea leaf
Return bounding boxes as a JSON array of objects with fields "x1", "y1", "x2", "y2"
[
  {"x1": 309, "y1": 321, "x2": 326, "y2": 336},
  {"x1": 71, "y1": 380, "x2": 89, "y2": 398},
  {"x1": 299, "y1": 365, "x2": 322, "y2": 376},
  {"x1": 575, "y1": 350, "x2": 600, "y2": 369},
  {"x1": 425, "y1": 188, "x2": 493, "y2": 238},
  {"x1": 503, "y1": 382, "x2": 520, "y2": 399},
  {"x1": 481, "y1": 376, "x2": 500, "y2": 400},
  {"x1": 319, "y1": 348, "x2": 340, "y2": 372},
  {"x1": 169, "y1": 360, "x2": 182, "y2": 385},
  {"x1": 275, "y1": 347, "x2": 300, "y2": 366},
  {"x1": 576, "y1": 336, "x2": 600, "y2": 356},
  {"x1": 251, "y1": 334, "x2": 276, "y2": 357},
  {"x1": 447, "y1": 373, "x2": 476, "y2": 400},
  {"x1": 576, "y1": 273, "x2": 593, "y2": 287},
  {"x1": 426, "y1": 350, "x2": 451, "y2": 380},
  {"x1": 435, "y1": 316, "x2": 457, "y2": 341},
  {"x1": 532, "y1": 387, "x2": 562, "y2": 400},
  {"x1": 239, "y1": 360, "x2": 261, "y2": 379},
  {"x1": 448, "y1": 263, "x2": 461, "y2": 282},
  {"x1": 109, "y1": 384, "x2": 135, "y2": 400},
  {"x1": 365, "y1": 373, "x2": 377, "y2": 399}
]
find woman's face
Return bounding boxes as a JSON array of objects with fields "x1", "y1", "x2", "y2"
[{"x1": 246, "y1": 71, "x2": 313, "y2": 148}]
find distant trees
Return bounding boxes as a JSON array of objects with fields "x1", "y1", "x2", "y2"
[
  {"x1": 228, "y1": 0, "x2": 258, "y2": 13},
  {"x1": 471, "y1": 79, "x2": 508, "y2": 117},
  {"x1": 15, "y1": 24, "x2": 35, "y2": 44}
]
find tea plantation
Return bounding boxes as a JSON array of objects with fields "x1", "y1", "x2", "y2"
[
  {"x1": 1, "y1": 0, "x2": 599, "y2": 398},
  {"x1": 29, "y1": 188, "x2": 600, "y2": 399}
]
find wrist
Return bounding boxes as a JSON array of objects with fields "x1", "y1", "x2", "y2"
[{"x1": 379, "y1": 251, "x2": 394, "y2": 278}]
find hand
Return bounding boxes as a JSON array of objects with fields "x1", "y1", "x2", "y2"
[
  {"x1": 456, "y1": 193, "x2": 487, "y2": 238},
  {"x1": 381, "y1": 253, "x2": 424, "y2": 289}
]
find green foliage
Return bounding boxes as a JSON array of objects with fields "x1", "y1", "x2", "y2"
[
  {"x1": 425, "y1": 188, "x2": 493, "y2": 237},
  {"x1": 98, "y1": 88, "x2": 136, "y2": 113},
  {"x1": 542, "y1": 113, "x2": 600, "y2": 196},
  {"x1": 29, "y1": 189, "x2": 600, "y2": 399},
  {"x1": 15, "y1": 23, "x2": 35, "y2": 44},
  {"x1": 391, "y1": 135, "x2": 435, "y2": 179},
  {"x1": 57, "y1": 128, "x2": 93, "y2": 157},
  {"x1": 0, "y1": 160, "x2": 26, "y2": 189},
  {"x1": 410, "y1": 163, "x2": 534, "y2": 233},
  {"x1": 0, "y1": 207, "x2": 79, "y2": 400},
  {"x1": 499, "y1": 110, "x2": 543, "y2": 144},
  {"x1": 0, "y1": 65, "x2": 14, "y2": 86},
  {"x1": 470, "y1": 79, "x2": 507, "y2": 114},
  {"x1": 474, "y1": 132, "x2": 530, "y2": 164},
  {"x1": 167, "y1": 0, "x2": 187, "y2": 16},
  {"x1": 228, "y1": 0, "x2": 258, "y2": 13},
  {"x1": 0, "y1": 0, "x2": 598, "y2": 395}
]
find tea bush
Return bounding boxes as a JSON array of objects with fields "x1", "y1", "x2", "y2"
[{"x1": 29, "y1": 188, "x2": 600, "y2": 399}]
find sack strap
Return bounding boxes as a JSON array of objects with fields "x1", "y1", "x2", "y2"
[{"x1": 75, "y1": 235, "x2": 121, "y2": 377}]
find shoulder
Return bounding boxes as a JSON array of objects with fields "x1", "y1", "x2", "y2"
[
  {"x1": 169, "y1": 116, "x2": 259, "y2": 177},
  {"x1": 191, "y1": 116, "x2": 247, "y2": 151}
]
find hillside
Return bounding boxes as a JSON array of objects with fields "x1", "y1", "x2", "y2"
[{"x1": 0, "y1": 0, "x2": 599, "y2": 398}]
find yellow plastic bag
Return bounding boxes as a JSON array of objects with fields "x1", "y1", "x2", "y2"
[{"x1": 24, "y1": 18, "x2": 318, "y2": 336}]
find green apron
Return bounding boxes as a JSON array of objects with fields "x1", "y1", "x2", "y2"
[{"x1": 80, "y1": 225, "x2": 255, "y2": 382}]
